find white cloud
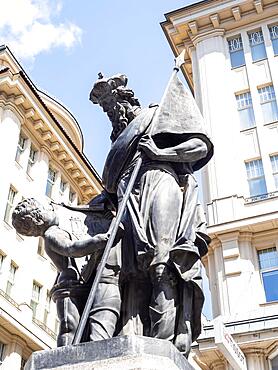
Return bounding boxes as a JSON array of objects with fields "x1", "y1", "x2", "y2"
[{"x1": 0, "y1": 0, "x2": 82, "y2": 60}]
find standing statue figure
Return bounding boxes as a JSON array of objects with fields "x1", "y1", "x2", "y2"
[{"x1": 89, "y1": 69, "x2": 213, "y2": 355}]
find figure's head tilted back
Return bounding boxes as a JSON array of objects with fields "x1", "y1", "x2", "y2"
[
  {"x1": 12, "y1": 198, "x2": 58, "y2": 237},
  {"x1": 90, "y1": 73, "x2": 141, "y2": 142}
]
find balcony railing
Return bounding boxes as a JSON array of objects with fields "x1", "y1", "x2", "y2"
[
  {"x1": 0, "y1": 288, "x2": 20, "y2": 309},
  {"x1": 32, "y1": 317, "x2": 57, "y2": 340},
  {"x1": 245, "y1": 191, "x2": 278, "y2": 204}
]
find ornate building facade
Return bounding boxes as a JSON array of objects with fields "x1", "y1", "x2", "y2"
[
  {"x1": 0, "y1": 46, "x2": 102, "y2": 369},
  {"x1": 162, "y1": 0, "x2": 278, "y2": 369}
]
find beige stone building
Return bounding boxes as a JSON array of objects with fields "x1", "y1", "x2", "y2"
[
  {"x1": 0, "y1": 45, "x2": 102, "y2": 369},
  {"x1": 162, "y1": 0, "x2": 278, "y2": 369}
]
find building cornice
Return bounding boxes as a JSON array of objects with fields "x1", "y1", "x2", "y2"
[
  {"x1": 0, "y1": 66, "x2": 102, "y2": 202},
  {"x1": 161, "y1": 0, "x2": 278, "y2": 91}
]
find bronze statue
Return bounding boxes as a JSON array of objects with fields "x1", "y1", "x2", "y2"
[
  {"x1": 86, "y1": 61, "x2": 213, "y2": 355},
  {"x1": 12, "y1": 56, "x2": 213, "y2": 357}
]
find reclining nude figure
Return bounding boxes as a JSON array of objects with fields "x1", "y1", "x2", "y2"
[{"x1": 12, "y1": 198, "x2": 122, "y2": 346}]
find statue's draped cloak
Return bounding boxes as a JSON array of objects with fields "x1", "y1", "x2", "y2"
[{"x1": 102, "y1": 74, "x2": 213, "y2": 342}]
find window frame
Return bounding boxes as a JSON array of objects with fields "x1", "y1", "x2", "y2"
[
  {"x1": 258, "y1": 85, "x2": 278, "y2": 124},
  {"x1": 45, "y1": 168, "x2": 56, "y2": 199},
  {"x1": 227, "y1": 35, "x2": 246, "y2": 68},
  {"x1": 6, "y1": 262, "x2": 18, "y2": 297},
  {"x1": 59, "y1": 178, "x2": 67, "y2": 197},
  {"x1": 69, "y1": 189, "x2": 76, "y2": 205},
  {"x1": 270, "y1": 154, "x2": 278, "y2": 190},
  {"x1": 27, "y1": 145, "x2": 38, "y2": 176},
  {"x1": 30, "y1": 281, "x2": 42, "y2": 318},
  {"x1": 245, "y1": 159, "x2": 267, "y2": 197},
  {"x1": 235, "y1": 91, "x2": 256, "y2": 130},
  {"x1": 15, "y1": 133, "x2": 27, "y2": 164},
  {"x1": 248, "y1": 29, "x2": 267, "y2": 62},
  {"x1": 257, "y1": 247, "x2": 278, "y2": 303},
  {"x1": 4, "y1": 186, "x2": 17, "y2": 225},
  {"x1": 269, "y1": 24, "x2": 278, "y2": 56}
]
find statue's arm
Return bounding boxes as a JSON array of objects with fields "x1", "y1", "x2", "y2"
[
  {"x1": 45, "y1": 226, "x2": 108, "y2": 258},
  {"x1": 139, "y1": 136, "x2": 208, "y2": 163}
]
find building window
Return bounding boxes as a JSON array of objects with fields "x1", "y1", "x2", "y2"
[
  {"x1": 37, "y1": 237, "x2": 45, "y2": 257},
  {"x1": 236, "y1": 92, "x2": 256, "y2": 129},
  {"x1": 30, "y1": 281, "x2": 41, "y2": 318},
  {"x1": 228, "y1": 35, "x2": 246, "y2": 68},
  {"x1": 258, "y1": 85, "x2": 278, "y2": 124},
  {"x1": 270, "y1": 155, "x2": 278, "y2": 189},
  {"x1": 27, "y1": 146, "x2": 37, "y2": 175},
  {"x1": 59, "y1": 179, "x2": 67, "y2": 197},
  {"x1": 258, "y1": 247, "x2": 278, "y2": 302},
  {"x1": 269, "y1": 24, "x2": 278, "y2": 55},
  {"x1": 245, "y1": 159, "x2": 267, "y2": 196},
  {"x1": 15, "y1": 134, "x2": 26, "y2": 163},
  {"x1": 69, "y1": 189, "x2": 76, "y2": 205},
  {"x1": 0, "y1": 253, "x2": 5, "y2": 273},
  {"x1": 248, "y1": 29, "x2": 267, "y2": 62},
  {"x1": 45, "y1": 168, "x2": 56, "y2": 198},
  {"x1": 43, "y1": 290, "x2": 51, "y2": 325},
  {"x1": 4, "y1": 186, "x2": 17, "y2": 224},
  {"x1": 6, "y1": 262, "x2": 17, "y2": 297},
  {"x1": 0, "y1": 342, "x2": 5, "y2": 365}
]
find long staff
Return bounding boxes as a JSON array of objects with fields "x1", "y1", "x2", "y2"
[{"x1": 72, "y1": 50, "x2": 185, "y2": 345}]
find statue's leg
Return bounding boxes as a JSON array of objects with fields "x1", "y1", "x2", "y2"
[
  {"x1": 144, "y1": 172, "x2": 182, "y2": 341},
  {"x1": 89, "y1": 280, "x2": 121, "y2": 341},
  {"x1": 56, "y1": 296, "x2": 80, "y2": 347},
  {"x1": 149, "y1": 263, "x2": 178, "y2": 341},
  {"x1": 174, "y1": 282, "x2": 193, "y2": 357}
]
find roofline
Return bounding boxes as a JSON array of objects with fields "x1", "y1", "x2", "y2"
[
  {"x1": 0, "y1": 45, "x2": 102, "y2": 186},
  {"x1": 163, "y1": 0, "x2": 212, "y2": 21},
  {"x1": 0, "y1": 44, "x2": 84, "y2": 150},
  {"x1": 38, "y1": 89, "x2": 84, "y2": 150}
]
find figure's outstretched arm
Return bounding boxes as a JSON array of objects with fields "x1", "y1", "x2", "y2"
[
  {"x1": 139, "y1": 136, "x2": 208, "y2": 163},
  {"x1": 45, "y1": 227, "x2": 109, "y2": 258},
  {"x1": 45, "y1": 221, "x2": 124, "y2": 258}
]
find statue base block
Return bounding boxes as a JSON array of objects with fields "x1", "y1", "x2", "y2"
[{"x1": 25, "y1": 335, "x2": 194, "y2": 370}]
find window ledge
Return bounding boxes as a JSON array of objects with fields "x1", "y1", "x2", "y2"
[
  {"x1": 245, "y1": 191, "x2": 278, "y2": 204},
  {"x1": 252, "y1": 57, "x2": 268, "y2": 64},
  {"x1": 259, "y1": 300, "x2": 278, "y2": 307},
  {"x1": 263, "y1": 120, "x2": 278, "y2": 127},
  {"x1": 231, "y1": 64, "x2": 246, "y2": 70},
  {"x1": 240, "y1": 126, "x2": 256, "y2": 133}
]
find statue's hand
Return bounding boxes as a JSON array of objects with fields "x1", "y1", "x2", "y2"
[{"x1": 138, "y1": 135, "x2": 161, "y2": 159}]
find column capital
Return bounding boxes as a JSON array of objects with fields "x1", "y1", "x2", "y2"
[
  {"x1": 244, "y1": 347, "x2": 266, "y2": 356},
  {"x1": 217, "y1": 231, "x2": 240, "y2": 243},
  {"x1": 238, "y1": 231, "x2": 253, "y2": 243},
  {"x1": 209, "y1": 237, "x2": 221, "y2": 251},
  {"x1": 191, "y1": 28, "x2": 225, "y2": 46}
]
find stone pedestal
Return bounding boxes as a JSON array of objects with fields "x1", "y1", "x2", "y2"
[{"x1": 25, "y1": 335, "x2": 193, "y2": 370}]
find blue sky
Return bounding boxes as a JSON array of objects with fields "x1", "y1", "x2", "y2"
[
  {"x1": 8, "y1": 0, "x2": 193, "y2": 172},
  {"x1": 1, "y1": 0, "x2": 212, "y2": 319}
]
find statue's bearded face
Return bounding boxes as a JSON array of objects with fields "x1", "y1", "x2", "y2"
[{"x1": 99, "y1": 92, "x2": 139, "y2": 142}]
